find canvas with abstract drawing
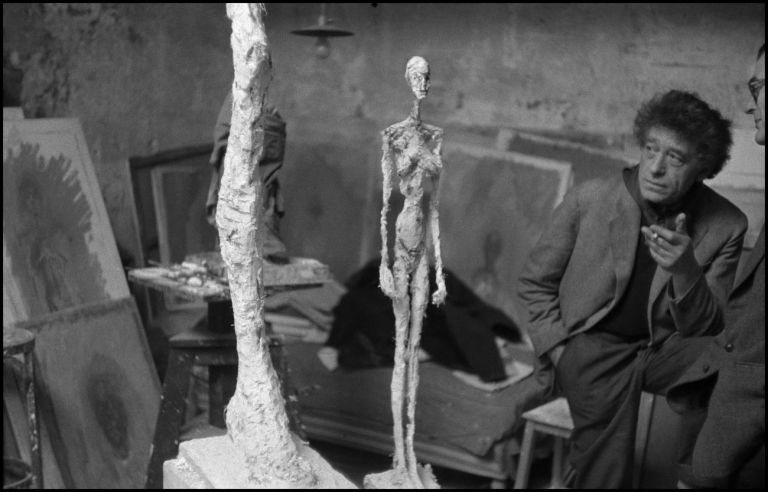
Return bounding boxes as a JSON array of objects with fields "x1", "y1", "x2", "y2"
[{"x1": 3, "y1": 119, "x2": 129, "y2": 323}]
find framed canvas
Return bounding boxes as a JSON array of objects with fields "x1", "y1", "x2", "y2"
[
  {"x1": 3, "y1": 118, "x2": 129, "y2": 324},
  {"x1": 12, "y1": 297, "x2": 160, "y2": 489},
  {"x1": 438, "y1": 143, "x2": 572, "y2": 329},
  {"x1": 129, "y1": 145, "x2": 215, "y2": 314},
  {"x1": 150, "y1": 161, "x2": 217, "y2": 310}
]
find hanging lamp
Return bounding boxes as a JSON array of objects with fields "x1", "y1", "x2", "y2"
[{"x1": 291, "y1": 3, "x2": 354, "y2": 59}]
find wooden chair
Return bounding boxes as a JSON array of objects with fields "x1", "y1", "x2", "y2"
[{"x1": 513, "y1": 392, "x2": 656, "y2": 489}]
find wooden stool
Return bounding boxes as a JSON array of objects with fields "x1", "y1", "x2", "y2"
[
  {"x1": 513, "y1": 393, "x2": 656, "y2": 489},
  {"x1": 514, "y1": 396, "x2": 573, "y2": 489},
  {"x1": 3, "y1": 327, "x2": 42, "y2": 489},
  {"x1": 144, "y1": 322, "x2": 237, "y2": 489},
  {"x1": 144, "y1": 320, "x2": 301, "y2": 489}
]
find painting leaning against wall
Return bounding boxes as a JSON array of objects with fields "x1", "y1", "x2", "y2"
[
  {"x1": 3, "y1": 119, "x2": 129, "y2": 323},
  {"x1": 438, "y1": 143, "x2": 572, "y2": 332}
]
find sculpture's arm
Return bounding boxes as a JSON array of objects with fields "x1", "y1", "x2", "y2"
[
  {"x1": 433, "y1": 128, "x2": 443, "y2": 162},
  {"x1": 379, "y1": 132, "x2": 397, "y2": 298},
  {"x1": 424, "y1": 125, "x2": 443, "y2": 149},
  {"x1": 428, "y1": 171, "x2": 446, "y2": 306}
]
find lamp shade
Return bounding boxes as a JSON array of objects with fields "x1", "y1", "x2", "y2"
[{"x1": 291, "y1": 22, "x2": 354, "y2": 38}]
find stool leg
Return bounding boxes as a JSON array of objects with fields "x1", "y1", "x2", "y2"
[
  {"x1": 145, "y1": 349, "x2": 194, "y2": 489},
  {"x1": 551, "y1": 436, "x2": 565, "y2": 488},
  {"x1": 208, "y1": 365, "x2": 236, "y2": 428},
  {"x1": 514, "y1": 422, "x2": 536, "y2": 489},
  {"x1": 490, "y1": 478, "x2": 507, "y2": 489},
  {"x1": 25, "y1": 353, "x2": 42, "y2": 489}
]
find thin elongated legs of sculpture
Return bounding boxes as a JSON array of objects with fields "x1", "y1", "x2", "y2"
[
  {"x1": 365, "y1": 56, "x2": 446, "y2": 490},
  {"x1": 389, "y1": 273, "x2": 410, "y2": 472},
  {"x1": 405, "y1": 252, "x2": 429, "y2": 483}
]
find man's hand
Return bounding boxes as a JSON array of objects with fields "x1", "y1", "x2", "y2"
[
  {"x1": 640, "y1": 213, "x2": 701, "y2": 296},
  {"x1": 641, "y1": 213, "x2": 699, "y2": 274},
  {"x1": 549, "y1": 344, "x2": 565, "y2": 368}
]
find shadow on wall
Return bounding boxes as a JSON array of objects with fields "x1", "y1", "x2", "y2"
[{"x1": 280, "y1": 140, "x2": 376, "y2": 283}]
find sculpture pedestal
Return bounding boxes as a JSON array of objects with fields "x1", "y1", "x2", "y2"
[
  {"x1": 364, "y1": 464, "x2": 440, "y2": 489},
  {"x1": 163, "y1": 434, "x2": 357, "y2": 489}
]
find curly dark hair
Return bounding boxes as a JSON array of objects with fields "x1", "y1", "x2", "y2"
[{"x1": 633, "y1": 90, "x2": 732, "y2": 179}]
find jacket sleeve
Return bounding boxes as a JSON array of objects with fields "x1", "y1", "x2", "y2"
[
  {"x1": 518, "y1": 187, "x2": 581, "y2": 360},
  {"x1": 667, "y1": 214, "x2": 747, "y2": 337},
  {"x1": 209, "y1": 91, "x2": 233, "y2": 169}
]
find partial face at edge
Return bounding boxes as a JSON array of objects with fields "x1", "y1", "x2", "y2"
[
  {"x1": 748, "y1": 52, "x2": 765, "y2": 146},
  {"x1": 405, "y1": 56, "x2": 430, "y2": 100}
]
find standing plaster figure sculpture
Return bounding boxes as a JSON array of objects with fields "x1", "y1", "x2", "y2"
[{"x1": 368, "y1": 56, "x2": 446, "y2": 489}]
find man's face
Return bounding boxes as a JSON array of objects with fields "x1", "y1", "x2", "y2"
[
  {"x1": 747, "y1": 52, "x2": 765, "y2": 146},
  {"x1": 637, "y1": 126, "x2": 707, "y2": 205}
]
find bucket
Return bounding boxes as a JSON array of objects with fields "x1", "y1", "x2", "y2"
[{"x1": 3, "y1": 458, "x2": 32, "y2": 489}]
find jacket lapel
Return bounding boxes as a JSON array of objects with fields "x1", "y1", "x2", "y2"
[
  {"x1": 609, "y1": 187, "x2": 640, "y2": 303},
  {"x1": 732, "y1": 225, "x2": 765, "y2": 292}
]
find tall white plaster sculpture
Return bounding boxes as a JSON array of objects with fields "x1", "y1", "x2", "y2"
[
  {"x1": 364, "y1": 56, "x2": 446, "y2": 490},
  {"x1": 216, "y1": 3, "x2": 316, "y2": 487},
  {"x1": 161, "y1": 4, "x2": 356, "y2": 488}
]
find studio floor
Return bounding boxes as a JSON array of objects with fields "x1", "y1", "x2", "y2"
[
  {"x1": 308, "y1": 439, "x2": 553, "y2": 489},
  {"x1": 164, "y1": 309, "x2": 555, "y2": 489}
]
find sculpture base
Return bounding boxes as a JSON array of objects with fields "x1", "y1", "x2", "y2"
[
  {"x1": 163, "y1": 434, "x2": 357, "y2": 489},
  {"x1": 363, "y1": 464, "x2": 440, "y2": 489}
]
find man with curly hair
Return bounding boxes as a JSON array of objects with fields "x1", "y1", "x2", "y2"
[{"x1": 518, "y1": 89, "x2": 748, "y2": 488}]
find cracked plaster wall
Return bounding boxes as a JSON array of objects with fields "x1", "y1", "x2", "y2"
[{"x1": 3, "y1": 3, "x2": 764, "y2": 283}]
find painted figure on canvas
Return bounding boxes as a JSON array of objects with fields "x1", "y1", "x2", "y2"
[
  {"x1": 3, "y1": 141, "x2": 109, "y2": 318},
  {"x1": 369, "y1": 56, "x2": 445, "y2": 489},
  {"x1": 17, "y1": 174, "x2": 76, "y2": 311}
]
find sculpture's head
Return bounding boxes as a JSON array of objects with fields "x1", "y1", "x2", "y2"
[{"x1": 405, "y1": 56, "x2": 430, "y2": 100}]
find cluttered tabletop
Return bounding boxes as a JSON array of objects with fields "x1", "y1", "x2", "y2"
[{"x1": 127, "y1": 251, "x2": 334, "y2": 302}]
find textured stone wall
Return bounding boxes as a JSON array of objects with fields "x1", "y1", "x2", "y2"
[
  {"x1": 3, "y1": 3, "x2": 233, "y2": 269},
  {"x1": 3, "y1": 3, "x2": 764, "y2": 283}
]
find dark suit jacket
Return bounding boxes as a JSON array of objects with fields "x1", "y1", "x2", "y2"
[
  {"x1": 518, "y1": 170, "x2": 747, "y2": 364},
  {"x1": 668, "y1": 225, "x2": 765, "y2": 480}
]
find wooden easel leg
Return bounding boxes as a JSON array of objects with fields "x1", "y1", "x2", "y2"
[{"x1": 145, "y1": 349, "x2": 194, "y2": 489}]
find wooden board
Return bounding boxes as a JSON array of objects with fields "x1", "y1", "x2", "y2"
[
  {"x1": 438, "y1": 143, "x2": 572, "y2": 327},
  {"x1": 3, "y1": 118, "x2": 129, "y2": 324},
  {"x1": 12, "y1": 297, "x2": 160, "y2": 489}
]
